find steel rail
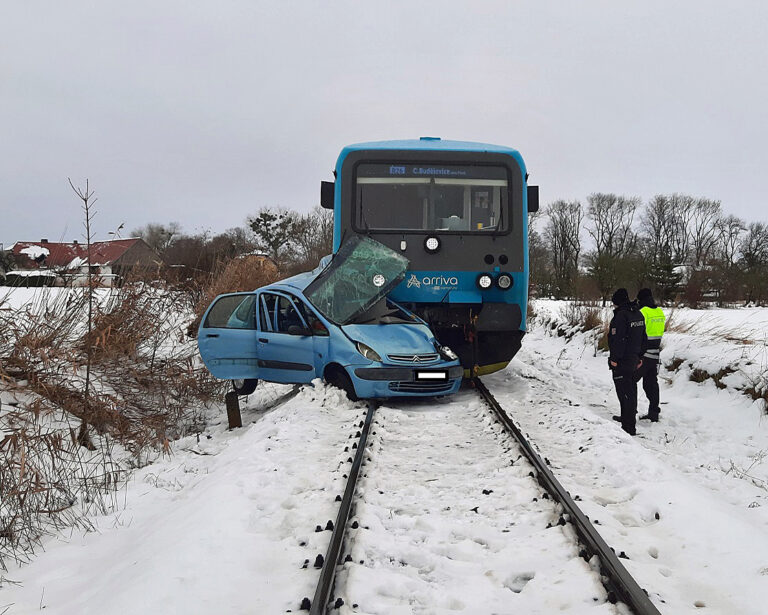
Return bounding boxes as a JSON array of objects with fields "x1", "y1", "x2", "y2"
[
  {"x1": 308, "y1": 400, "x2": 377, "y2": 615},
  {"x1": 474, "y1": 378, "x2": 663, "y2": 615}
]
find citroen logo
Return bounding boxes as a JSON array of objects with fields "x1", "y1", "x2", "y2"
[{"x1": 412, "y1": 355, "x2": 422, "y2": 363}]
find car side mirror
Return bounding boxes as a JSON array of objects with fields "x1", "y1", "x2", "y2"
[
  {"x1": 287, "y1": 324, "x2": 312, "y2": 336},
  {"x1": 527, "y1": 185, "x2": 539, "y2": 213},
  {"x1": 321, "y1": 181, "x2": 334, "y2": 210}
]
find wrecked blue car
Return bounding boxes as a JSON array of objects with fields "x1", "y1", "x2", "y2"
[{"x1": 197, "y1": 236, "x2": 463, "y2": 399}]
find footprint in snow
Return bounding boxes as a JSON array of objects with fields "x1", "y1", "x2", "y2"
[{"x1": 504, "y1": 572, "x2": 535, "y2": 593}]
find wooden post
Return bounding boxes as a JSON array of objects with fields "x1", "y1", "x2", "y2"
[{"x1": 225, "y1": 391, "x2": 242, "y2": 429}]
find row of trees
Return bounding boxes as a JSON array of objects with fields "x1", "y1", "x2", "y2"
[
  {"x1": 131, "y1": 206, "x2": 333, "y2": 276},
  {"x1": 530, "y1": 193, "x2": 768, "y2": 305}
]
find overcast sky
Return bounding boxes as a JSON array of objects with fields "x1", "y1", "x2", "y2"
[{"x1": 2, "y1": 1, "x2": 767, "y2": 246}]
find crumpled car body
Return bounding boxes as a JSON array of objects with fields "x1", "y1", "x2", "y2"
[{"x1": 197, "y1": 236, "x2": 462, "y2": 398}]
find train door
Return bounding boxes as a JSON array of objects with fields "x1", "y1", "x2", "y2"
[{"x1": 197, "y1": 293, "x2": 260, "y2": 380}]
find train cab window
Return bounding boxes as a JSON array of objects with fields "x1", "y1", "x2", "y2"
[
  {"x1": 204, "y1": 294, "x2": 257, "y2": 329},
  {"x1": 355, "y1": 163, "x2": 509, "y2": 233}
]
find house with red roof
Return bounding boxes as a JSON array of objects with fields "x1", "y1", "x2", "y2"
[{"x1": 6, "y1": 238, "x2": 163, "y2": 287}]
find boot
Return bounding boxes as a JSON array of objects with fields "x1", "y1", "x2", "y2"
[
  {"x1": 612, "y1": 415, "x2": 622, "y2": 423},
  {"x1": 639, "y1": 413, "x2": 659, "y2": 422}
]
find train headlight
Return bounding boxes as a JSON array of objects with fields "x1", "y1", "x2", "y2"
[
  {"x1": 496, "y1": 273, "x2": 513, "y2": 290},
  {"x1": 424, "y1": 236, "x2": 441, "y2": 253},
  {"x1": 355, "y1": 341, "x2": 381, "y2": 362},
  {"x1": 476, "y1": 273, "x2": 493, "y2": 290}
]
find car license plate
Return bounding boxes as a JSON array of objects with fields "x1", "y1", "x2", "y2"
[{"x1": 416, "y1": 371, "x2": 447, "y2": 381}]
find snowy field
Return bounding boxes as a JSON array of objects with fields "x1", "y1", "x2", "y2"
[{"x1": 2, "y1": 297, "x2": 768, "y2": 613}]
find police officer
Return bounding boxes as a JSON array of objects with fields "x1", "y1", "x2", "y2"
[
  {"x1": 607, "y1": 288, "x2": 646, "y2": 436},
  {"x1": 635, "y1": 288, "x2": 665, "y2": 421}
]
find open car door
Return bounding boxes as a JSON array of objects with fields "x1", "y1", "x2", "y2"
[
  {"x1": 304, "y1": 236, "x2": 409, "y2": 325},
  {"x1": 197, "y1": 292, "x2": 260, "y2": 380}
]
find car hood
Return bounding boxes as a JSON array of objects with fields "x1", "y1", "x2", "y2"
[{"x1": 341, "y1": 323, "x2": 437, "y2": 357}]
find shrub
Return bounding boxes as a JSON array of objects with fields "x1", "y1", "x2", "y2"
[{"x1": 187, "y1": 254, "x2": 280, "y2": 336}]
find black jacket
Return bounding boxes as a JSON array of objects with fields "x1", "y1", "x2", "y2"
[{"x1": 608, "y1": 301, "x2": 646, "y2": 370}]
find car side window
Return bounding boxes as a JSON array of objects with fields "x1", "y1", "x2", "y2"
[
  {"x1": 275, "y1": 295, "x2": 307, "y2": 333},
  {"x1": 295, "y1": 299, "x2": 329, "y2": 336},
  {"x1": 259, "y1": 293, "x2": 277, "y2": 332},
  {"x1": 204, "y1": 294, "x2": 257, "y2": 329}
]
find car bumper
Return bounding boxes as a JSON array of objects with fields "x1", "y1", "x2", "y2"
[{"x1": 349, "y1": 364, "x2": 463, "y2": 398}]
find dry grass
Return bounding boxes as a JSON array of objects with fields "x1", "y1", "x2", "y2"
[
  {"x1": 187, "y1": 254, "x2": 280, "y2": 336},
  {"x1": 559, "y1": 302, "x2": 606, "y2": 333},
  {"x1": 0, "y1": 275, "x2": 225, "y2": 568}
]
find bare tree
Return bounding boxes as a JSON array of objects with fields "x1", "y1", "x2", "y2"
[
  {"x1": 667, "y1": 193, "x2": 695, "y2": 264},
  {"x1": 544, "y1": 200, "x2": 582, "y2": 298},
  {"x1": 642, "y1": 195, "x2": 675, "y2": 260},
  {"x1": 709, "y1": 214, "x2": 746, "y2": 304},
  {"x1": 131, "y1": 222, "x2": 181, "y2": 253},
  {"x1": 584, "y1": 193, "x2": 640, "y2": 303},
  {"x1": 289, "y1": 207, "x2": 334, "y2": 270},
  {"x1": 586, "y1": 193, "x2": 639, "y2": 256},
  {"x1": 739, "y1": 222, "x2": 768, "y2": 304},
  {"x1": 688, "y1": 198, "x2": 722, "y2": 268},
  {"x1": 68, "y1": 178, "x2": 97, "y2": 450},
  {"x1": 715, "y1": 214, "x2": 745, "y2": 267}
]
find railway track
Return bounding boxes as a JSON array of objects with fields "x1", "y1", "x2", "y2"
[{"x1": 301, "y1": 379, "x2": 663, "y2": 614}]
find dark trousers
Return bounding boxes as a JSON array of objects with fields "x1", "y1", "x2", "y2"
[
  {"x1": 634, "y1": 358, "x2": 660, "y2": 418},
  {"x1": 612, "y1": 366, "x2": 638, "y2": 434}
]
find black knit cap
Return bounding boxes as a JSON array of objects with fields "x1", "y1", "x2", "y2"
[
  {"x1": 637, "y1": 288, "x2": 654, "y2": 306},
  {"x1": 611, "y1": 287, "x2": 630, "y2": 306}
]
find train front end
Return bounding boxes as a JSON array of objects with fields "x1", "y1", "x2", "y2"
[{"x1": 324, "y1": 138, "x2": 537, "y2": 376}]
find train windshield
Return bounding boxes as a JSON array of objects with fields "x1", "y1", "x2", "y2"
[
  {"x1": 355, "y1": 163, "x2": 509, "y2": 233},
  {"x1": 304, "y1": 235, "x2": 409, "y2": 325}
]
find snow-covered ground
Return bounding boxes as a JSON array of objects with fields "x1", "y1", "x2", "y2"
[
  {"x1": 336, "y1": 396, "x2": 613, "y2": 614},
  {"x1": 2, "y1": 298, "x2": 768, "y2": 614}
]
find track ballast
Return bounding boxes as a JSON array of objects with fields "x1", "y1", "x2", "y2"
[{"x1": 303, "y1": 380, "x2": 662, "y2": 614}]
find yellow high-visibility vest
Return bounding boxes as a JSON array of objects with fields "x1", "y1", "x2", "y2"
[{"x1": 640, "y1": 306, "x2": 665, "y2": 339}]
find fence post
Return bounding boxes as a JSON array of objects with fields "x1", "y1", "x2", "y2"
[{"x1": 225, "y1": 391, "x2": 242, "y2": 429}]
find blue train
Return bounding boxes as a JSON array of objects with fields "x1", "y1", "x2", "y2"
[{"x1": 321, "y1": 138, "x2": 538, "y2": 376}]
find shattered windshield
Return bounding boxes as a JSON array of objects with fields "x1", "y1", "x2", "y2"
[
  {"x1": 348, "y1": 297, "x2": 419, "y2": 325},
  {"x1": 304, "y1": 236, "x2": 409, "y2": 325}
]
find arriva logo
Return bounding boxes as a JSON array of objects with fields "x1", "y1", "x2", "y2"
[
  {"x1": 422, "y1": 275, "x2": 459, "y2": 286},
  {"x1": 406, "y1": 273, "x2": 459, "y2": 289}
]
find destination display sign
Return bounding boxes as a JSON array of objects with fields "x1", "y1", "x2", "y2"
[{"x1": 356, "y1": 163, "x2": 507, "y2": 181}]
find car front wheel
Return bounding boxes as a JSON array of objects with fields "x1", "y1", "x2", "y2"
[
  {"x1": 232, "y1": 378, "x2": 258, "y2": 396},
  {"x1": 326, "y1": 368, "x2": 359, "y2": 402}
]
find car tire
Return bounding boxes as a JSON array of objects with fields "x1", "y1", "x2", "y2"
[
  {"x1": 232, "y1": 378, "x2": 258, "y2": 396},
  {"x1": 326, "y1": 368, "x2": 359, "y2": 402}
]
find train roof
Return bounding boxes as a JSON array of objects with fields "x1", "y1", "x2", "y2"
[
  {"x1": 341, "y1": 138, "x2": 519, "y2": 154},
  {"x1": 336, "y1": 138, "x2": 527, "y2": 174}
]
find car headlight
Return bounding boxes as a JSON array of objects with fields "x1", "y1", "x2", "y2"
[
  {"x1": 434, "y1": 341, "x2": 458, "y2": 361},
  {"x1": 356, "y1": 341, "x2": 381, "y2": 362}
]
